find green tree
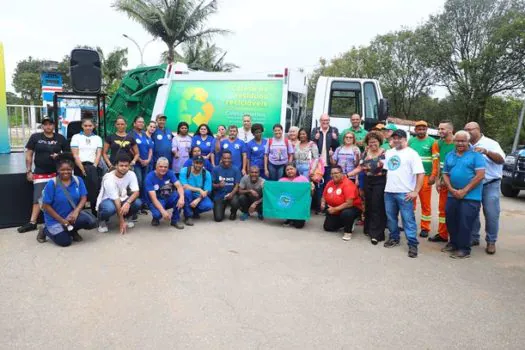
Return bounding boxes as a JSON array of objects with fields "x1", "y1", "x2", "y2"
[
  {"x1": 179, "y1": 38, "x2": 238, "y2": 71},
  {"x1": 421, "y1": 0, "x2": 525, "y2": 128},
  {"x1": 6, "y1": 92, "x2": 24, "y2": 105},
  {"x1": 113, "y1": 0, "x2": 228, "y2": 63},
  {"x1": 12, "y1": 57, "x2": 44, "y2": 104}
]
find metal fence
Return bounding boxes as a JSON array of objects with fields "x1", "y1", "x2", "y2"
[{"x1": 7, "y1": 105, "x2": 46, "y2": 150}]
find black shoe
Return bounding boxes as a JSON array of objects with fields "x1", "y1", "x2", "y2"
[
  {"x1": 18, "y1": 222, "x2": 37, "y2": 233},
  {"x1": 428, "y1": 234, "x2": 448, "y2": 243},
  {"x1": 384, "y1": 239, "x2": 400, "y2": 248},
  {"x1": 36, "y1": 226, "x2": 46, "y2": 243},
  {"x1": 184, "y1": 217, "x2": 194, "y2": 226},
  {"x1": 140, "y1": 208, "x2": 148, "y2": 215},
  {"x1": 131, "y1": 214, "x2": 138, "y2": 222},
  {"x1": 419, "y1": 230, "x2": 429, "y2": 238},
  {"x1": 192, "y1": 212, "x2": 201, "y2": 219},
  {"x1": 171, "y1": 221, "x2": 184, "y2": 230},
  {"x1": 151, "y1": 218, "x2": 160, "y2": 226},
  {"x1": 450, "y1": 250, "x2": 470, "y2": 259},
  {"x1": 471, "y1": 240, "x2": 480, "y2": 247},
  {"x1": 371, "y1": 238, "x2": 378, "y2": 245},
  {"x1": 399, "y1": 226, "x2": 404, "y2": 232},
  {"x1": 408, "y1": 245, "x2": 418, "y2": 258},
  {"x1": 71, "y1": 230, "x2": 83, "y2": 242},
  {"x1": 229, "y1": 212, "x2": 237, "y2": 221},
  {"x1": 441, "y1": 242, "x2": 456, "y2": 253}
]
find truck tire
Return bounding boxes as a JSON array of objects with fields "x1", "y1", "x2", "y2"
[{"x1": 501, "y1": 182, "x2": 520, "y2": 197}]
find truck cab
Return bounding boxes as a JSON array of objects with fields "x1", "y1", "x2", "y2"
[
  {"x1": 501, "y1": 147, "x2": 525, "y2": 197},
  {"x1": 309, "y1": 77, "x2": 388, "y2": 132}
]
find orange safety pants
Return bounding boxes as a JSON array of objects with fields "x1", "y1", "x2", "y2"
[
  {"x1": 413, "y1": 175, "x2": 432, "y2": 232},
  {"x1": 438, "y1": 185, "x2": 449, "y2": 240}
]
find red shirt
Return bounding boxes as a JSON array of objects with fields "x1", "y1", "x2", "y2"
[{"x1": 323, "y1": 177, "x2": 362, "y2": 213}]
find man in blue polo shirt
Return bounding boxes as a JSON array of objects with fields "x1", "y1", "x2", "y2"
[
  {"x1": 179, "y1": 156, "x2": 213, "y2": 219},
  {"x1": 218, "y1": 125, "x2": 246, "y2": 174},
  {"x1": 145, "y1": 157, "x2": 192, "y2": 229},
  {"x1": 442, "y1": 130, "x2": 486, "y2": 259},
  {"x1": 212, "y1": 150, "x2": 241, "y2": 222},
  {"x1": 152, "y1": 114, "x2": 173, "y2": 167}
]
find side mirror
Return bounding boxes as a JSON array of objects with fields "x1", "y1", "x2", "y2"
[{"x1": 379, "y1": 98, "x2": 389, "y2": 121}]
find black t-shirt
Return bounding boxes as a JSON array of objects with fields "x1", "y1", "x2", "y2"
[
  {"x1": 25, "y1": 132, "x2": 69, "y2": 174},
  {"x1": 105, "y1": 134, "x2": 136, "y2": 164}
]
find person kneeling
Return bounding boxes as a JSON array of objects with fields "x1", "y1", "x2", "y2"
[
  {"x1": 96, "y1": 154, "x2": 142, "y2": 234},
  {"x1": 321, "y1": 166, "x2": 363, "y2": 241},
  {"x1": 40, "y1": 155, "x2": 97, "y2": 246},
  {"x1": 145, "y1": 157, "x2": 192, "y2": 229},
  {"x1": 238, "y1": 166, "x2": 265, "y2": 221},
  {"x1": 279, "y1": 162, "x2": 310, "y2": 228},
  {"x1": 212, "y1": 150, "x2": 241, "y2": 221},
  {"x1": 179, "y1": 156, "x2": 213, "y2": 219}
]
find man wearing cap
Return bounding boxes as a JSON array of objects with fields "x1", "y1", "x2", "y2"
[
  {"x1": 152, "y1": 114, "x2": 173, "y2": 167},
  {"x1": 18, "y1": 116, "x2": 69, "y2": 238},
  {"x1": 381, "y1": 124, "x2": 397, "y2": 150},
  {"x1": 383, "y1": 129, "x2": 425, "y2": 258},
  {"x1": 428, "y1": 120, "x2": 455, "y2": 243},
  {"x1": 341, "y1": 114, "x2": 367, "y2": 150},
  {"x1": 179, "y1": 155, "x2": 214, "y2": 219},
  {"x1": 408, "y1": 120, "x2": 435, "y2": 238},
  {"x1": 464, "y1": 122, "x2": 505, "y2": 255}
]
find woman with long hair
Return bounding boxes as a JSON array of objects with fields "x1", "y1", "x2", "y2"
[
  {"x1": 102, "y1": 116, "x2": 139, "y2": 169},
  {"x1": 39, "y1": 154, "x2": 97, "y2": 246},
  {"x1": 130, "y1": 116, "x2": 153, "y2": 211},
  {"x1": 264, "y1": 124, "x2": 294, "y2": 180},
  {"x1": 331, "y1": 130, "x2": 361, "y2": 183},
  {"x1": 172, "y1": 121, "x2": 192, "y2": 176},
  {"x1": 191, "y1": 123, "x2": 215, "y2": 166},
  {"x1": 246, "y1": 123, "x2": 267, "y2": 178},
  {"x1": 294, "y1": 128, "x2": 319, "y2": 179}
]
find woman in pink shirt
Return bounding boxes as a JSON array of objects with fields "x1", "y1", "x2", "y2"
[{"x1": 279, "y1": 163, "x2": 310, "y2": 228}]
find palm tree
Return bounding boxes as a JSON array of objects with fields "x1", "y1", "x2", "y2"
[{"x1": 113, "y1": 0, "x2": 228, "y2": 63}]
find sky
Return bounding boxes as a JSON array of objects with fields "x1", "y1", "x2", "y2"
[{"x1": 0, "y1": 0, "x2": 445, "y2": 93}]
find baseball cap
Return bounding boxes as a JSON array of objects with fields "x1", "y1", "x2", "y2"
[
  {"x1": 415, "y1": 120, "x2": 428, "y2": 127},
  {"x1": 41, "y1": 116, "x2": 54, "y2": 124},
  {"x1": 385, "y1": 124, "x2": 398, "y2": 131},
  {"x1": 392, "y1": 129, "x2": 407, "y2": 138},
  {"x1": 193, "y1": 155, "x2": 205, "y2": 163},
  {"x1": 373, "y1": 123, "x2": 385, "y2": 130},
  {"x1": 157, "y1": 114, "x2": 167, "y2": 120}
]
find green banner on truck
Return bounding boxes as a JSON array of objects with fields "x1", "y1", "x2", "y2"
[{"x1": 163, "y1": 80, "x2": 283, "y2": 136}]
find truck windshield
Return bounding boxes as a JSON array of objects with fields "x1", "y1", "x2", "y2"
[{"x1": 328, "y1": 81, "x2": 361, "y2": 118}]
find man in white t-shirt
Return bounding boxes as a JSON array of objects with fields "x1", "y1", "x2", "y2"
[
  {"x1": 383, "y1": 129, "x2": 425, "y2": 258},
  {"x1": 238, "y1": 114, "x2": 254, "y2": 143},
  {"x1": 96, "y1": 154, "x2": 142, "y2": 234}
]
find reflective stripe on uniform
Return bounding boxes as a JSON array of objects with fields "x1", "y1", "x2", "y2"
[
  {"x1": 438, "y1": 217, "x2": 446, "y2": 223},
  {"x1": 421, "y1": 215, "x2": 432, "y2": 221}
]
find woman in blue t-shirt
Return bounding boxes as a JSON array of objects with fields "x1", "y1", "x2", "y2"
[
  {"x1": 130, "y1": 116, "x2": 154, "y2": 209},
  {"x1": 246, "y1": 123, "x2": 267, "y2": 178},
  {"x1": 191, "y1": 124, "x2": 215, "y2": 166},
  {"x1": 40, "y1": 155, "x2": 97, "y2": 246},
  {"x1": 183, "y1": 146, "x2": 213, "y2": 172}
]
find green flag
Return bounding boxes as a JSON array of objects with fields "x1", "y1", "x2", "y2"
[{"x1": 263, "y1": 182, "x2": 312, "y2": 220}]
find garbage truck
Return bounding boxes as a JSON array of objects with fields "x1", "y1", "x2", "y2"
[{"x1": 102, "y1": 63, "x2": 389, "y2": 137}]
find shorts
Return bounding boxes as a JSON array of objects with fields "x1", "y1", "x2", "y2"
[
  {"x1": 33, "y1": 181, "x2": 49, "y2": 204},
  {"x1": 358, "y1": 172, "x2": 365, "y2": 190}
]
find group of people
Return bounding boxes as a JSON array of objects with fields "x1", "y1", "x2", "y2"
[{"x1": 17, "y1": 112, "x2": 504, "y2": 259}]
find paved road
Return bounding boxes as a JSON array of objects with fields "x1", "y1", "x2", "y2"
[{"x1": 1, "y1": 194, "x2": 525, "y2": 349}]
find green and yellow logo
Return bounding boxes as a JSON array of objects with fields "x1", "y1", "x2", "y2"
[{"x1": 178, "y1": 87, "x2": 215, "y2": 126}]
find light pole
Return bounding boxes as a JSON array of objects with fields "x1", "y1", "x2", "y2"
[{"x1": 122, "y1": 34, "x2": 155, "y2": 67}]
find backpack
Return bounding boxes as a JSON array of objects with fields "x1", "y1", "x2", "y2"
[
  {"x1": 186, "y1": 166, "x2": 207, "y2": 190},
  {"x1": 39, "y1": 176, "x2": 80, "y2": 210},
  {"x1": 268, "y1": 137, "x2": 290, "y2": 149}
]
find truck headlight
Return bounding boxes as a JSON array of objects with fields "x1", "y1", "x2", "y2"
[{"x1": 505, "y1": 155, "x2": 517, "y2": 166}]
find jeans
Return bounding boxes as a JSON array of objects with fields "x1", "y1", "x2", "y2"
[
  {"x1": 75, "y1": 162, "x2": 101, "y2": 215},
  {"x1": 471, "y1": 180, "x2": 501, "y2": 243},
  {"x1": 364, "y1": 175, "x2": 387, "y2": 241},
  {"x1": 296, "y1": 162, "x2": 310, "y2": 178},
  {"x1": 98, "y1": 198, "x2": 142, "y2": 222},
  {"x1": 183, "y1": 190, "x2": 213, "y2": 214},
  {"x1": 323, "y1": 207, "x2": 362, "y2": 233},
  {"x1": 44, "y1": 211, "x2": 97, "y2": 247},
  {"x1": 134, "y1": 164, "x2": 150, "y2": 205},
  {"x1": 313, "y1": 166, "x2": 332, "y2": 211},
  {"x1": 447, "y1": 198, "x2": 481, "y2": 254},
  {"x1": 238, "y1": 193, "x2": 263, "y2": 214},
  {"x1": 149, "y1": 192, "x2": 192, "y2": 224},
  {"x1": 268, "y1": 163, "x2": 285, "y2": 181},
  {"x1": 384, "y1": 192, "x2": 418, "y2": 246},
  {"x1": 213, "y1": 195, "x2": 240, "y2": 222}
]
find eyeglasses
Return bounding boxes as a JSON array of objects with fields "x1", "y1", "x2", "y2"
[
  {"x1": 330, "y1": 171, "x2": 342, "y2": 175},
  {"x1": 344, "y1": 136, "x2": 354, "y2": 139}
]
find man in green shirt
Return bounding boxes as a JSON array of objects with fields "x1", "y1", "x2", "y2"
[
  {"x1": 408, "y1": 120, "x2": 435, "y2": 238},
  {"x1": 340, "y1": 113, "x2": 368, "y2": 150}
]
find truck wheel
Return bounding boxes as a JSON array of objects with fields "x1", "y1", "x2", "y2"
[{"x1": 501, "y1": 182, "x2": 519, "y2": 197}]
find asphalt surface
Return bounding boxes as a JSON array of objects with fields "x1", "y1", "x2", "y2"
[{"x1": 1, "y1": 193, "x2": 525, "y2": 349}]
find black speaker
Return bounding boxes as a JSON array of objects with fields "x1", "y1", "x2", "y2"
[{"x1": 70, "y1": 49, "x2": 102, "y2": 93}]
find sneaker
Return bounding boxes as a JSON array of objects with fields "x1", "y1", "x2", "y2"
[
  {"x1": 184, "y1": 217, "x2": 194, "y2": 226},
  {"x1": 486, "y1": 243, "x2": 496, "y2": 255},
  {"x1": 171, "y1": 221, "x2": 184, "y2": 230},
  {"x1": 384, "y1": 239, "x2": 400, "y2": 248},
  {"x1": 98, "y1": 221, "x2": 109, "y2": 233},
  {"x1": 419, "y1": 230, "x2": 429, "y2": 238},
  {"x1": 257, "y1": 214, "x2": 264, "y2": 221},
  {"x1": 36, "y1": 226, "x2": 46, "y2": 243},
  {"x1": 151, "y1": 218, "x2": 160, "y2": 226},
  {"x1": 131, "y1": 214, "x2": 139, "y2": 222},
  {"x1": 193, "y1": 212, "x2": 201, "y2": 219},
  {"x1": 126, "y1": 219, "x2": 135, "y2": 228},
  {"x1": 371, "y1": 238, "x2": 378, "y2": 245},
  {"x1": 408, "y1": 245, "x2": 418, "y2": 258},
  {"x1": 450, "y1": 250, "x2": 470, "y2": 259},
  {"x1": 240, "y1": 213, "x2": 249, "y2": 221},
  {"x1": 428, "y1": 234, "x2": 448, "y2": 243},
  {"x1": 471, "y1": 240, "x2": 480, "y2": 247},
  {"x1": 71, "y1": 230, "x2": 83, "y2": 242},
  {"x1": 441, "y1": 242, "x2": 456, "y2": 253},
  {"x1": 342, "y1": 232, "x2": 352, "y2": 241},
  {"x1": 18, "y1": 222, "x2": 37, "y2": 233},
  {"x1": 229, "y1": 212, "x2": 237, "y2": 221}
]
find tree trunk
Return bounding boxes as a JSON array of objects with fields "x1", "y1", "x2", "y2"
[{"x1": 167, "y1": 45, "x2": 174, "y2": 64}]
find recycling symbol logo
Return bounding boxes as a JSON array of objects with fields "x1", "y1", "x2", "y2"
[{"x1": 178, "y1": 87, "x2": 215, "y2": 127}]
